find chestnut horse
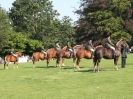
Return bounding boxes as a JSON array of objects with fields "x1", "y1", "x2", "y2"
[
  {"x1": 73, "y1": 44, "x2": 94, "y2": 70},
  {"x1": 32, "y1": 51, "x2": 47, "y2": 68},
  {"x1": 93, "y1": 40, "x2": 127, "y2": 72},
  {"x1": 46, "y1": 48, "x2": 57, "y2": 67},
  {"x1": 4, "y1": 52, "x2": 23, "y2": 69},
  {"x1": 56, "y1": 46, "x2": 73, "y2": 68}
]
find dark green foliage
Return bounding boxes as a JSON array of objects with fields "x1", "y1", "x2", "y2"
[
  {"x1": 0, "y1": 7, "x2": 12, "y2": 54},
  {"x1": 9, "y1": 0, "x2": 75, "y2": 48},
  {"x1": 75, "y1": 0, "x2": 132, "y2": 44}
]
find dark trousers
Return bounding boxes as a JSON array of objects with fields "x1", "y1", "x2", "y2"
[{"x1": 121, "y1": 57, "x2": 126, "y2": 68}]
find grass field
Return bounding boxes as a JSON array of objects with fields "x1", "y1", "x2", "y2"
[{"x1": 0, "y1": 54, "x2": 133, "y2": 99}]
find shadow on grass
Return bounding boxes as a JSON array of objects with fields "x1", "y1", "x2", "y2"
[
  {"x1": 62, "y1": 66, "x2": 74, "y2": 69},
  {"x1": 126, "y1": 63, "x2": 133, "y2": 65},
  {"x1": 44, "y1": 65, "x2": 56, "y2": 68},
  {"x1": 74, "y1": 67, "x2": 118, "y2": 73},
  {"x1": 0, "y1": 68, "x2": 5, "y2": 70},
  {"x1": 74, "y1": 68, "x2": 93, "y2": 72}
]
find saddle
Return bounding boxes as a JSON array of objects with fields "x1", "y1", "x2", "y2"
[{"x1": 104, "y1": 47, "x2": 116, "y2": 58}]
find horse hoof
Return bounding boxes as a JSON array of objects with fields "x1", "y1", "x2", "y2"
[
  {"x1": 77, "y1": 67, "x2": 80, "y2": 70},
  {"x1": 114, "y1": 67, "x2": 118, "y2": 71}
]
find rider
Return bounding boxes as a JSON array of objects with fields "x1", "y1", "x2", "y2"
[
  {"x1": 10, "y1": 48, "x2": 16, "y2": 56},
  {"x1": 102, "y1": 36, "x2": 116, "y2": 57},
  {"x1": 67, "y1": 42, "x2": 73, "y2": 57},
  {"x1": 55, "y1": 42, "x2": 61, "y2": 52},
  {"x1": 10, "y1": 49, "x2": 18, "y2": 61},
  {"x1": 86, "y1": 40, "x2": 95, "y2": 58},
  {"x1": 88, "y1": 40, "x2": 94, "y2": 52},
  {"x1": 40, "y1": 47, "x2": 47, "y2": 58}
]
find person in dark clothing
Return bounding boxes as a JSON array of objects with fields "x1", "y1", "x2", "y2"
[{"x1": 121, "y1": 44, "x2": 128, "y2": 68}]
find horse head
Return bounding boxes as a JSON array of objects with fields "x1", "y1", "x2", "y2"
[
  {"x1": 116, "y1": 39, "x2": 128, "y2": 51},
  {"x1": 14, "y1": 52, "x2": 23, "y2": 57}
]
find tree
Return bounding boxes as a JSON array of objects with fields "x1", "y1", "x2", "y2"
[
  {"x1": 0, "y1": 7, "x2": 12, "y2": 52},
  {"x1": 9, "y1": 0, "x2": 59, "y2": 35},
  {"x1": 9, "y1": 0, "x2": 76, "y2": 48},
  {"x1": 75, "y1": 0, "x2": 132, "y2": 44},
  {"x1": 57, "y1": 16, "x2": 75, "y2": 45}
]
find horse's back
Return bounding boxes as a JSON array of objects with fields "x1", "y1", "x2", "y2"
[
  {"x1": 47, "y1": 48, "x2": 57, "y2": 58},
  {"x1": 32, "y1": 52, "x2": 46, "y2": 60},
  {"x1": 76, "y1": 48, "x2": 92, "y2": 59},
  {"x1": 5, "y1": 55, "x2": 17, "y2": 62},
  {"x1": 94, "y1": 46, "x2": 118, "y2": 59}
]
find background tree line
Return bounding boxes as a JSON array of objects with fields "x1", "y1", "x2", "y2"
[
  {"x1": 75, "y1": 0, "x2": 133, "y2": 45},
  {"x1": 0, "y1": 0, "x2": 133, "y2": 56},
  {"x1": 0, "y1": 0, "x2": 75, "y2": 56}
]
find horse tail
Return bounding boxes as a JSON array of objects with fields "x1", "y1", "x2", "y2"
[
  {"x1": 93, "y1": 50, "x2": 101, "y2": 65},
  {"x1": 93, "y1": 51, "x2": 97, "y2": 63}
]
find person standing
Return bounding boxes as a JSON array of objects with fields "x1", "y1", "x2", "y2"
[{"x1": 121, "y1": 44, "x2": 128, "y2": 68}]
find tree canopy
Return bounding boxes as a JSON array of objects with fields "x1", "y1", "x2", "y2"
[
  {"x1": 9, "y1": 0, "x2": 75, "y2": 48},
  {"x1": 75, "y1": 0, "x2": 133, "y2": 45}
]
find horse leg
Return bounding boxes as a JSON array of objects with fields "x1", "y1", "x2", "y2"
[
  {"x1": 4, "y1": 61, "x2": 7, "y2": 69},
  {"x1": 59, "y1": 58, "x2": 62, "y2": 68},
  {"x1": 93, "y1": 58, "x2": 97, "y2": 72},
  {"x1": 114, "y1": 58, "x2": 118, "y2": 70},
  {"x1": 76, "y1": 58, "x2": 81, "y2": 70},
  {"x1": 16, "y1": 61, "x2": 19, "y2": 69},
  {"x1": 93, "y1": 58, "x2": 100, "y2": 72},
  {"x1": 73, "y1": 57, "x2": 76, "y2": 68},
  {"x1": 56, "y1": 57, "x2": 62, "y2": 68},
  {"x1": 32, "y1": 59, "x2": 35, "y2": 65},
  {"x1": 97, "y1": 60, "x2": 100, "y2": 72},
  {"x1": 46, "y1": 58, "x2": 50, "y2": 67},
  {"x1": 32, "y1": 59, "x2": 36, "y2": 69},
  {"x1": 61, "y1": 58, "x2": 65, "y2": 66},
  {"x1": 93, "y1": 62, "x2": 97, "y2": 72},
  {"x1": 12, "y1": 62, "x2": 16, "y2": 69},
  {"x1": 5, "y1": 62, "x2": 9, "y2": 69}
]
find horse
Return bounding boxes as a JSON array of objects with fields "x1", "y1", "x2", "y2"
[
  {"x1": 32, "y1": 51, "x2": 47, "y2": 68},
  {"x1": 93, "y1": 39, "x2": 127, "y2": 72},
  {"x1": 46, "y1": 48, "x2": 57, "y2": 67},
  {"x1": 4, "y1": 51, "x2": 23, "y2": 69},
  {"x1": 56, "y1": 46, "x2": 73, "y2": 68},
  {"x1": 73, "y1": 43, "x2": 94, "y2": 70}
]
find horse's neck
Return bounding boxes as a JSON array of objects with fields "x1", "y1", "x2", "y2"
[
  {"x1": 62, "y1": 46, "x2": 68, "y2": 51},
  {"x1": 12, "y1": 54, "x2": 18, "y2": 57},
  {"x1": 41, "y1": 51, "x2": 47, "y2": 54},
  {"x1": 73, "y1": 45, "x2": 83, "y2": 49},
  {"x1": 95, "y1": 45, "x2": 103, "y2": 49}
]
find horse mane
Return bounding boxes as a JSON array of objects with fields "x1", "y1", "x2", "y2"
[
  {"x1": 14, "y1": 52, "x2": 23, "y2": 57},
  {"x1": 116, "y1": 39, "x2": 123, "y2": 47},
  {"x1": 62, "y1": 46, "x2": 68, "y2": 50},
  {"x1": 73, "y1": 45, "x2": 84, "y2": 49},
  {"x1": 41, "y1": 50, "x2": 47, "y2": 54},
  {"x1": 95, "y1": 45, "x2": 103, "y2": 49}
]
